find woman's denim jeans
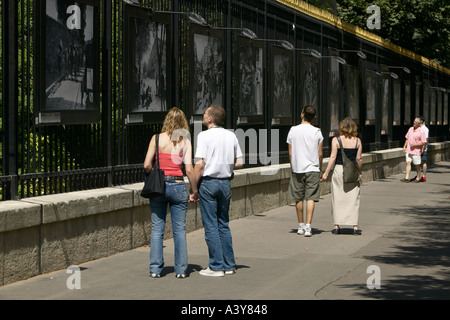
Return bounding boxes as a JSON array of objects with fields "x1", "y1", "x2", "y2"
[
  {"x1": 149, "y1": 181, "x2": 188, "y2": 275},
  {"x1": 199, "y1": 179, "x2": 235, "y2": 272}
]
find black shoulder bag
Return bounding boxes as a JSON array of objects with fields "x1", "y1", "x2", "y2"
[
  {"x1": 141, "y1": 134, "x2": 165, "y2": 198},
  {"x1": 337, "y1": 137, "x2": 360, "y2": 184}
]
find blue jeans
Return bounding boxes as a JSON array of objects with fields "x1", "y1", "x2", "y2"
[
  {"x1": 199, "y1": 179, "x2": 235, "y2": 272},
  {"x1": 149, "y1": 181, "x2": 188, "y2": 275}
]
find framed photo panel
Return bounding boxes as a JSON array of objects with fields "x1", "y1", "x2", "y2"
[
  {"x1": 189, "y1": 25, "x2": 224, "y2": 122},
  {"x1": 393, "y1": 79, "x2": 401, "y2": 125},
  {"x1": 423, "y1": 85, "x2": 430, "y2": 125},
  {"x1": 36, "y1": 0, "x2": 100, "y2": 125},
  {"x1": 346, "y1": 66, "x2": 360, "y2": 124},
  {"x1": 437, "y1": 89, "x2": 443, "y2": 125},
  {"x1": 444, "y1": 92, "x2": 448, "y2": 126},
  {"x1": 270, "y1": 44, "x2": 293, "y2": 126},
  {"x1": 381, "y1": 77, "x2": 390, "y2": 134},
  {"x1": 430, "y1": 87, "x2": 436, "y2": 125},
  {"x1": 404, "y1": 81, "x2": 411, "y2": 125},
  {"x1": 328, "y1": 57, "x2": 341, "y2": 134},
  {"x1": 236, "y1": 36, "x2": 264, "y2": 125},
  {"x1": 123, "y1": 4, "x2": 170, "y2": 124},
  {"x1": 299, "y1": 54, "x2": 320, "y2": 126},
  {"x1": 365, "y1": 70, "x2": 377, "y2": 125},
  {"x1": 415, "y1": 82, "x2": 421, "y2": 119}
]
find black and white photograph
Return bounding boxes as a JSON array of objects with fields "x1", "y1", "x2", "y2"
[
  {"x1": 300, "y1": 58, "x2": 319, "y2": 110},
  {"x1": 437, "y1": 88, "x2": 443, "y2": 125},
  {"x1": 347, "y1": 66, "x2": 360, "y2": 123},
  {"x1": 191, "y1": 30, "x2": 224, "y2": 115},
  {"x1": 271, "y1": 47, "x2": 293, "y2": 121},
  {"x1": 238, "y1": 42, "x2": 263, "y2": 117},
  {"x1": 381, "y1": 77, "x2": 390, "y2": 134},
  {"x1": 328, "y1": 57, "x2": 340, "y2": 133},
  {"x1": 430, "y1": 87, "x2": 436, "y2": 125},
  {"x1": 393, "y1": 79, "x2": 401, "y2": 125},
  {"x1": 404, "y1": 81, "x2": 411, "y2": 125},
  {"x1": 365, "y1": 71, "x2": 377, "y2": 124},
  {"x1": 44, "y1": 0, "x2": 98, "y2": 112},
  {"x1": 423, "y1": 85, "x2": 430, "y2": 124},
  {"x1": 127, "y1": 16, "x2": 168, "y2": 112},
  {"x1": 444, "y1": 92, "x2": 448, "y2": 126}
]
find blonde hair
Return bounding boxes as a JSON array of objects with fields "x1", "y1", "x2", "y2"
[
  {"x1": 161, "y1": 107, "x2": 190, "y2": 142},
  {"x1": 339, "y1": 117, "x2": 358, "y2": 138}
]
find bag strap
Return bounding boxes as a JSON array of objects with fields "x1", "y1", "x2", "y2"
[
  {"x1": 154, "y1": 134, "x2": 160, "y2": 169},
  {"x1": 337, "y1": 137, "x2": 350, "y2": 162}
]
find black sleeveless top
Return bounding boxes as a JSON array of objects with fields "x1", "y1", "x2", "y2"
[{"x1": 336, "y1": 138, "x2": 358, "y2": 165}]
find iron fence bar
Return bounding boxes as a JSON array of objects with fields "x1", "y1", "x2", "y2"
[
  {"x1": 103, "y1": 0, "x2": 113, "y2": 187},
  {"x1": 2, "y1": 0, "x2": 18, "y2": 200}
]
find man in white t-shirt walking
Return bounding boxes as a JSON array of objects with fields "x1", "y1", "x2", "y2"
[
  {"x1": 287, "y1": 105, "x2": 324, "y2": 237},
  {"x1": 194, "y1": 105, "x2": 244, "y2": 277}
]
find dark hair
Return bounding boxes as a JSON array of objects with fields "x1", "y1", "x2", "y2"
[
  {"x1": 302, "y1": 105, "x2": 316, "y2": 122},
  {"x1": 207, "y1": 105, "x2": 226, "y2": 126},
  {"x1": 419, "y1": 116, "x2": 425, "y2": 124}
]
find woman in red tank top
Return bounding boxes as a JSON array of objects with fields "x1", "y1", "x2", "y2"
[{"x1": 143, "y1": 108, "x2": 197, "y2": 279}]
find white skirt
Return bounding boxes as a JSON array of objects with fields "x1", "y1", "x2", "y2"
[{"x1": 331, "y1": 165, "x2": 360, "y2": 226}]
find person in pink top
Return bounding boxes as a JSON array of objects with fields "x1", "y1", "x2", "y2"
[
  {"x1": 401, "y1": 117, "x2": 427, "y2": 183},
  {"x1": 143, "y1": 107, "x2": 197, "y2": 279}
]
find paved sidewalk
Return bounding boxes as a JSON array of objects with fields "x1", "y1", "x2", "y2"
[{"x1": 0, "y1": 161, "x2": 449, "y2": 303}]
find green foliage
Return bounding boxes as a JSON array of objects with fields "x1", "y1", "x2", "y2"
[{"x1": 334, "y1": 0, "x2": 450, "y2": 68}]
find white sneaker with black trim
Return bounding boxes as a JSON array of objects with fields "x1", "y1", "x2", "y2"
[{"x1": 304, "y1": 227, "x2": 312, "y2": 237}]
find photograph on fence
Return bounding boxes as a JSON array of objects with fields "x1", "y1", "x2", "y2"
[
  {"x1": 423, "y1": 84, "x2": 430, "y2": 125},
  {"x1": 365, "y1": 70, "x2": 377, "y2": 125},
  {"x1": 381, "y1": 77, "x2": 390, "y2": 134},
  {"x1": 236, "y1": 36, "x2": 264, "y2": 124},
  {"x1": 393, "y1": 79, "x2": 401, "y2": 125},
  {"x1": 36, "y1": 0, "x2": 100, "y2": 125},
  {"x1": 299, "y1": 55, "x2": 320, "y2": 126},
  {"x1": 190, "y1": 25, "x2": 224, "y2": 117},
  {"x1": 404, "y1": 81, "x2": 411, "y2": 125},
  {"x1": 123, "y1": 3, "x2": 170, "y2": 124},
  {"x1": 437, "y1": 89, "x2": 442, "y2": 125},
  {"x1": 430, "y1": 87, "x2": 436, "y2": 125},
  {"x1": 444, "y1": 92, "x2": 448, "y2": 126},
  {"x1": 346, "y1": 66, "x2": 360, "y2": 124},
  {"x1": 328, "y1": 57, "x2": 341, "y2": 134},
  {"x1": 270, "y1": 45, "x2": 293, "y2": 125}
]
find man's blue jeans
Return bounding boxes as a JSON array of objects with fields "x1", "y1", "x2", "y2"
[
  {"x1": 149, "y1": 181, "x2": 188, "y2": 275},
  {"x1": 199, "y1": 179, "x2": 235, "y2": 272}
]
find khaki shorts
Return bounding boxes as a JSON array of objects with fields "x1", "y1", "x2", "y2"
[{"x1": 288, "y1": 172, "x2": 321, "y2": 202}]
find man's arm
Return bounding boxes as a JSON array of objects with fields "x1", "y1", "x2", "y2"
[
  {"x1": 318, "y1": 141, "x2": 323, "y2": 174},
  {"x1": 191, "y1": 159, "x2": 205, "y2": 202},
  {"x1": 234, "y1": 157, "x2": 244, "y2": 169}
]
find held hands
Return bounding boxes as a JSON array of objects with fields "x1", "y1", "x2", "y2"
[{"x1": 189, "y1": 192, "x2": 199, "y2": 202}]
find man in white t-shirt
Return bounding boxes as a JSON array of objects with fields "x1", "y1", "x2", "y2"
[
  {"x1": 194, "y1": 105, "x2": 244, "y2": 277},
  {"x1": 286, "y1": 105, "x2": 324, "y2": 237}
]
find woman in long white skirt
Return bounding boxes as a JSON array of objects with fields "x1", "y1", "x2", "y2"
[{"x1": 321, "y1": 118, "x2": 363, "y2": 235}]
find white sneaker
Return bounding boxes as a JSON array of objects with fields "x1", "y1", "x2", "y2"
[
  {"x1": 199, "y1": 267, "x2": 225, "y2": 277},
  {"x1": 297, "y1": 226, "x2": 305, "y2": 235},
  {"x1": 304, "y1": 227, "x2": 312, "y2": 237},
  {"x1": 225, "y1": 268, "x2": 236, "y2": 275}
]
